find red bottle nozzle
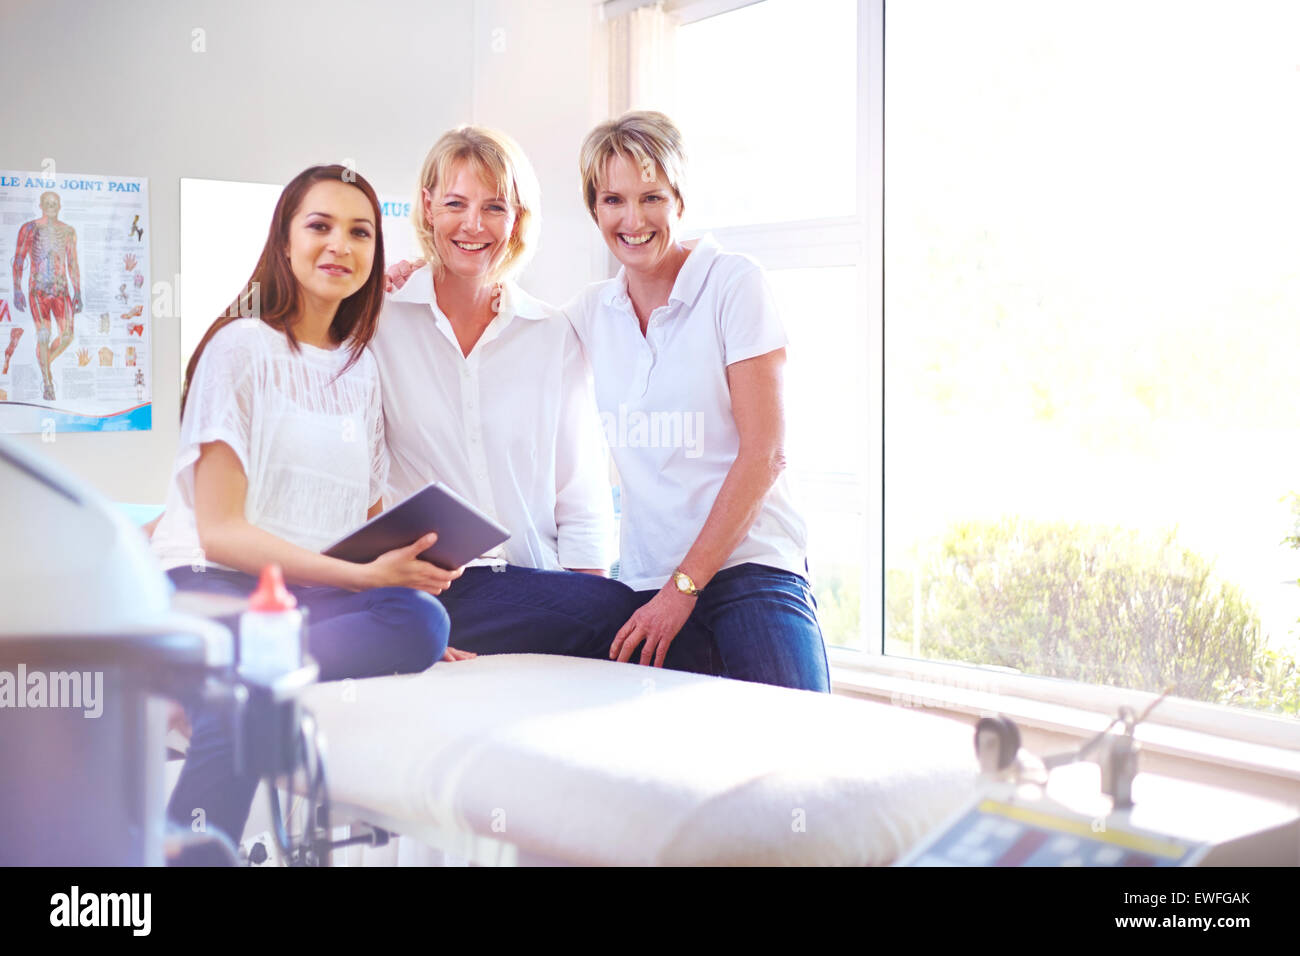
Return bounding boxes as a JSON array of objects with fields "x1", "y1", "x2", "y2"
[{"x1": 248, "y1": 564, "x2": 298, "y2": 612}]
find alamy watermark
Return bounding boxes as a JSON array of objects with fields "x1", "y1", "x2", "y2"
[
  {"x1": 600, "y1": 404, "x2": 704, "y2": 459},
  {"x1": 50, "y1": 886, "x2": 150, "y2": 935},
  {"x1": 0, "y1": 664, "x2": 103, "y2": 718}
]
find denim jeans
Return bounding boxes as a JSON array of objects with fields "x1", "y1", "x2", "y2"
[
  {"x1": 436, "y1": 565, "x2": 642, "y2": 659},
  {"x1": 634, "y1": 563, "x2": 831, "y2": 692},
  {"x1": 438, "y1": 565, "x2": 714, "y2": 672},
  {"x1": 165, "y1": 567, "x2": 451, "y2": 852}
]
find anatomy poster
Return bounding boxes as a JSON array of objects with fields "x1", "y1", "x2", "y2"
[{"x1": 0, "y1": 170, "x2": 151, "y2": 433}]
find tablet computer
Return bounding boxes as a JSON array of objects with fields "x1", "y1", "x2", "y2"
[{"x1": 322, "y1": 482, "x2": 510, "y2": 571}]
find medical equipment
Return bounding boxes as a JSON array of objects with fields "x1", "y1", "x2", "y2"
[
  {"x1": 0, "y1": 436, "x2": 338, "y2": 866},
  {"x1": 898, "y1": 702, "x2": 1300, "y2": 866},
  {"x1": 0, "y1": 435, "x2": 230, "y2": 865}
]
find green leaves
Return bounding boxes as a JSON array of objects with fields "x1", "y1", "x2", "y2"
[{"x1": 888, "y1": 518, "x2": 1294, "y2": 710}]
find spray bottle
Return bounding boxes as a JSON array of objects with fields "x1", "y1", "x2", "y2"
[{"x1": 238, "y1": 564, "x2": 302, "y2": 684}]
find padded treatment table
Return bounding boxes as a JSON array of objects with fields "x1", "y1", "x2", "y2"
[{"x1": 299, "y1": 654, "x2": 979, "y2": 865}]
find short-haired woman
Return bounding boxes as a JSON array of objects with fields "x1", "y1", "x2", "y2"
[{"x1": 566, "y1": 111, "x2": 830, "y2": 691}]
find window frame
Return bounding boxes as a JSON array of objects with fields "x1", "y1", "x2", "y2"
[
  {"x1": 673, "y1": 0, "x2": 882, "y2": 659},
  {"x1": 868, "y1": 0, "x2": 1299, "y2": 754}
]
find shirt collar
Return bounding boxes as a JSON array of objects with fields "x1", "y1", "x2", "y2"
[
  {"x1": 389, "y1": 265, "x2": 435, "y2": 305},
  {"x1": 388, "y1": 268, "x2": 551, "y2": 322},
  {"x1": 500, "y1": 280, "x2": 552, "y2": 321},
  {"x1": 599, "y1": 233, "x2": 721, "y2": 311}
]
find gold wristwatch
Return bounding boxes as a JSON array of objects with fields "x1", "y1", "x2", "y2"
[{"x1": 671, "y1": 568, "x2": 701, "y2": 597}]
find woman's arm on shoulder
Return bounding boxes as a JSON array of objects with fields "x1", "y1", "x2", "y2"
[{"x1": 383, "y1": 258, "x2": 426, "y2": 293}]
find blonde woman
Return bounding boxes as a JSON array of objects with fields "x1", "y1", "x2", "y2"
[
  {"x1": 375, "y1": 127, "x2": 655, "y2": 662},
  {"x1": 565, "y1": 111, "x2": 829, "y2": 691}
]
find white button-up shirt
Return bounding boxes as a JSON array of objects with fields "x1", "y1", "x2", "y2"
[
  {"x1": 563, "y1": 234, "x2": 809, "y2": 591},
  {"x1": 371, "y1": 269, "x2": 614, "y2": 571}
]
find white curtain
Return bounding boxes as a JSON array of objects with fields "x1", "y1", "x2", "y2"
[{"x1": 606, "y1": 2, "x2": 681, "y2": 117}]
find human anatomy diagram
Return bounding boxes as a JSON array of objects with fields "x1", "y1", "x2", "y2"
[
  {"x1": 0, "y1": 170, "x2": 152, "y2": 432},
  {"x1": 4, "y1": 327, "x2": 23, "y2": 375},
  {"x1": 11, "y1": 192, "x2": 82, "y2": 401}
]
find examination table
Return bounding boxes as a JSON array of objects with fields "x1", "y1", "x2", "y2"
[{"x1": 297, "y1": 654, "x2": 979, "y2": 866}]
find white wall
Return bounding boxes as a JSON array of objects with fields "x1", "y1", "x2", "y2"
[
  {"x1": 471, "y1": 0, "x2": 611, "y2": 302},
  {"x1": 0, "y1": 0, "x2": 605, "y2": 502}
]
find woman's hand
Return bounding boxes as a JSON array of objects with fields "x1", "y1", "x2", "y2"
[
  {"x1": 362, "y1": 532, "x2": 463, "y2": 596},
  {"x1": 165, "y1": 698, "x2": 191, "y2": 741},
  {"x1": 383, "y1": 258, "x2": 426, "y2": 293},
  {"x1": 441, "y1": 646, "x2": 477, "y2": 662},
  {"x1": 610, "y1": 583, "x2": 696, "y2": 668}
]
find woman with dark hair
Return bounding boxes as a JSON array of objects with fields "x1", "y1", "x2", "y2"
[{"x1": 151, "y1": 165, "x2": 467, "y2": 856}]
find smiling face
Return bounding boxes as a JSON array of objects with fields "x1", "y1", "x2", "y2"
[
  {"x1": 285, "y1": 179, "x2": 376, "y2": 312},
  {"x1": 423, "y1": 161, "x2": 518, "y2": 285},
  {"x1": 594, "y1": 154, "x2": 682, "y2": 275}
]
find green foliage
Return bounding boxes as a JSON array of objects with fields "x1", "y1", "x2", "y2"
[
  {"x1": 891, "y1": 519, "x2": 1264, "y2": 704},
  {"x1": 812, "y1": 564, "x2": 861, "y2": 649},
  {"x1": 1215, "y1": 648, "x2": 1300, "y2": 716},
  {"x1": 1281, "y1": 491, "x2": 1300, "y2": 551}
]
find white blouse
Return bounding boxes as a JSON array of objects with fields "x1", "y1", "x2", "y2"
[
  {"x1": 372, "y1": 272, "x2": 613, "y2": 571},
  {"x1": 563, "y1": 234, "x2": 809, "y2": 591},
  {"x1": 152, "y1": 318, "x2": 387, "y2": 572}
]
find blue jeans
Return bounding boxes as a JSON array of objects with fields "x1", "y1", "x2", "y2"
[
  {"x1": 436, "y1": 565, "x2": 640, "y2": 658},
  {"x1": 634, "y1": 563, "x2": 831, "y2": 692},
  {"x1": 436, "y1": 565, "x2": 713, "y2": 671},
  {"x1": 165, "y1": 567, "x2": 451, "y2": 852}
]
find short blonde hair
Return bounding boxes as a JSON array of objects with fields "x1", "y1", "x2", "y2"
[
  {"x1": 579, "y1": 110, "x2": 687, "y2": 223},
  {"x1": 412, "y1": 126, "x2": 540, "y2": 283}
]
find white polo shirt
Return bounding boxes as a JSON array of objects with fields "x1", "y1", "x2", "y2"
[
  {"x1": 563, "y1": 234, "x2": 808, "y2": 591},
  {"x1": 371, "y1": 270, "x2": 614, "y2": 571}
]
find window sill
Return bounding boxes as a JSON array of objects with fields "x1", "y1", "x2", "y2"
[{"x1": 829, "y1": 650, "x2": 1300, "y2": 784}]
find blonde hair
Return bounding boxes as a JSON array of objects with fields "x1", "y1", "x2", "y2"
[
  {"x1": 412, "y1": 126, "x2": 540, "y2": 283},
  {"x1": 579, "y1": 110, "x2": 687, "y2": 223}
]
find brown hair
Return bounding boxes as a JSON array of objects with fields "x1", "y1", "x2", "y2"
[{"x1": 180, "y1": 164, "x2": 386, "y2": 418}]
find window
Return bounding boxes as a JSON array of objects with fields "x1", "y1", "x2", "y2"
[
  {"x1": 668, "y1": 0, "x2": 877, "y2": 653},
  {"x1": 641, "y1": 0, "x2": 1299, "y2": 729},
  {"x1": 885, "y1": 0, "x2": 1300, "y2": 720},
  {"x1": 672, "y1": 0, "x2": 858, "y2": 226}
]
